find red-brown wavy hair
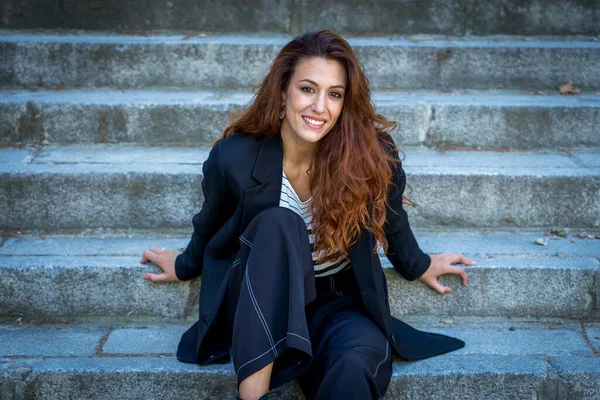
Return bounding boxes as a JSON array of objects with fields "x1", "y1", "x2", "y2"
[{"x1": 221, "y1": 30, "x2": 404, "y2": 261}]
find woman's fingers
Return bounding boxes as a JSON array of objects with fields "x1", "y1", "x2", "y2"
[
  {"x1": 446, "y1": 265, "x2": 468, "y2": 286},
  {"x1": 425, "y1": 276, "x2": 451, "y2": 294},
  {"x1": 451, "y1": 253, "x2": 476, "y2": 266},
  {"x1": 144, "y1": 271, "x2": 171, "y2": 282},
  {"x1": 140, "y1": 249, "x2": 162, "y2": 269},
  {"x1": 421, "y1": 252, "x2": 473, "y2": 294},
  {"x1": 141, "y1": 248, "x2": 181, "y2": 283}
]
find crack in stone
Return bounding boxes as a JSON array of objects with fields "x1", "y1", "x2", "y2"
[
  {"x1": 95, "y1": 328, "x2": 114, "y2": 356},
  {"x1": 538, "y1": 356, "x2": 578, "y2": 400},
  {"x1": 579, "y1": 320, "x2": 600, "y2": 355}
]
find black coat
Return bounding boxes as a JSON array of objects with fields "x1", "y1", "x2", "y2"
[{"x1": 174, "y1": 133, "x2": 464, "y2": 365}]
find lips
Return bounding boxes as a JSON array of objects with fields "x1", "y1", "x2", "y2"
[{"x1": 302, "y1": 116, "x2": 326, "y2": 129}]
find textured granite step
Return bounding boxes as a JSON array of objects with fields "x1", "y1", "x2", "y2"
[
  {"x1": 1, "y1": 0, "x2": 598, "y2": 36},
  {"x1": 0, "y1": 317, "x2": 598, "y2": 399},
  {"x1": 1, "y1": 33, "x2": 599, "y2": 91},
  {"x1": 1, "y1": 231, "x2": 598, "y2": 320},
  {"x1": 1, "y1": 146, "x2": 598, "y2": 230},
  {"x1": 1, "y1": 89, "x2": 599, "y2": 150}
]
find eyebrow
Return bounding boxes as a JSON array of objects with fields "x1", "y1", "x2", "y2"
[{"x1": 298, "y1": 79, "x2": 346, "y2": 90}]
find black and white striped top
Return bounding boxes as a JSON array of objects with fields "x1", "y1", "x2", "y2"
[{"x1": 279, "y1": 171, "x2": 352, "y2": 278}]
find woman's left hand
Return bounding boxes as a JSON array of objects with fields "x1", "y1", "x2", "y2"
[{"x1": 418, "y1": 253, "x2": 475, "y2": 294}]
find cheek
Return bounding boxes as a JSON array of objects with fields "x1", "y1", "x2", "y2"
[
  {"x1": 287, "y1": 92, "x2": 310, "y2": 111},
  {"x1": 331, "y1": 103, "x2": 344, "y2": 122}
]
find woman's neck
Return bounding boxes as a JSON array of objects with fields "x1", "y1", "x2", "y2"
[{"x1": 280, "y1": 131, "x2": 316, "y2": 173}]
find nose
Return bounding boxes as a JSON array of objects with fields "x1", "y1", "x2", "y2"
[{"x1": 311, "y1": 92, "x2": 326, "y2": 113}]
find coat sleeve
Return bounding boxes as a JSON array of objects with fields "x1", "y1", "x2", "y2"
[
  {"x1": 175, "y1": 139, "x2": 234, "y2": 281},
  {"x1": 382, "y1": 135, "x2": 431, "y2": 281}
]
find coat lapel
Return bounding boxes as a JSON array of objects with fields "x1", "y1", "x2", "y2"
[{"x1": 240, "y1": 134, "x2": 283, "y2": 231}]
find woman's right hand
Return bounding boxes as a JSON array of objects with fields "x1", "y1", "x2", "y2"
[{"x1": 140, "y1": 247, "x2": 181, "y2": 283}]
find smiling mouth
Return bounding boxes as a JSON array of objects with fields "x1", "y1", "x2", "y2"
[{"x1": 302, "y1": 116, "x2": 326, "y2": 128}]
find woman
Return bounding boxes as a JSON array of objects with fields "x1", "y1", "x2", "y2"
[{"x1": 141, "y1": 30, "x2": 474, "y2": 400}]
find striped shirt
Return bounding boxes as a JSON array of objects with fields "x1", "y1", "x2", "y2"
[{"x1": 279, "y1": 171, "x2": 352, "y2": 278}]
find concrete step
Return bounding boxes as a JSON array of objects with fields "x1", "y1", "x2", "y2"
[
  {"x1": 1, "y1": 0, "x2": 598, "y2": 36},
  {"x1": 1, "y1": 231, "x2": 598, "y2": 319},
  {"x1": 2, "y1": 89, "x2": 599, "y2": 150},
  {"x1": 1, "y1": 318, "x2": 598, "y2": 399},
  {"x1": 1, "y1": 33, "x2": 599, "y2": 91},
  {"x1": 1, "y1": 146, "x2": 598, "y2": 230}
]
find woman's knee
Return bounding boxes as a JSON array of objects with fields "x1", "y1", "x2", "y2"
[
  {"x1": 322, "y1": 331, "x2": 392, "y2": 383},
  {"x1": 254, "y1": 206, "x2": 305, "y2": 226},
  {"x1": 244, "y1": 206, "x2": 307, "y2": 238},
  {"x1": 313, "y1": 351, "x2": 391, "y2": 400},
  {"x1": 335, "y1": 349, "x2": 387, "y2": 374}
]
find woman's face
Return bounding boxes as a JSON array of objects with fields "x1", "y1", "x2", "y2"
[{"x1": 280, "y1": 57, "x2": 347, "y2": 145}]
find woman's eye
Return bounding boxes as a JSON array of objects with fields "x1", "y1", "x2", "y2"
[
  {"x1": 330, "y1": 92, "x2": 342, "y2": 99},
  {"x1": 301, "y1": 87, "x2": 315, "y2": 93}
]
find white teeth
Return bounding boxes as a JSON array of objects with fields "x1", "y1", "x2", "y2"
[{"x1": 303, "y1": 117, "x2": 325, "y2": 126}]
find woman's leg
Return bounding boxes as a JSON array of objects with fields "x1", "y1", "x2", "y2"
[
  {"x1": 238, "y1": 362, "x2": 274, "y2": 400},
  {"x1": 228, "y1": 207, "x2": 317, "y2": 398},
  {"x1": 299, "y1": 306, "x2": 393, "y2": 400}
]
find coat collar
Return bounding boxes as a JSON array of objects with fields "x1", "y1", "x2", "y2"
[{"x1": 251, "y1": 134, "x2": 283, "y2": 184}]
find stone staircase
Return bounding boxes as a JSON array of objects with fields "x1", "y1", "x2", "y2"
[{"x1": 1, "y1": 1, "x2": 599, "y2": 399}]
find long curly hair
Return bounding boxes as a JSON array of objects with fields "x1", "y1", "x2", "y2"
[{"x1": 221, "y1": 29, "x2": 404, "y2": 261}]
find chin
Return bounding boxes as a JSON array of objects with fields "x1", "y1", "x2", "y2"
[
  {"x1": 297, "y1": 123, "x2": 333, "y2": 143},
  {"x1": 299, "y1": 130, "x2": 329, "y2": 144}
]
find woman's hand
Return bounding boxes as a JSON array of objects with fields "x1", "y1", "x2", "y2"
[
  {"x1": 140, "y1": 247, "x2": 181, "y2": 283},
  {"x1": 418, "y1": 253, "x2": 474, "y2": 294}
]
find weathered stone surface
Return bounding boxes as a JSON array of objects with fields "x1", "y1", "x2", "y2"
[
  {"x1": 0, "y1": 354, "x2": 590, "y2": 400},
  {"x1": 0, "y1": 148, "x2": 32, "y2": 163},
  {"x1": 0, "y1": 359, "x2": 31, "y2": 400},
  {"x1": 22, "y1": 357, "x2": 242, "y2": 400},
  {"x1": 2, "y1": 0, "x2": 598, "y2": 35},
  {"x1": 2, "y1": 89, "x2": 599, "y2": 149},
  {"x1": 583, "y1": 324, "x2": 600, "y2": 352},
  {"x1": 0, "y1": 237, "x2": 190, "y2": 257},
  {"x1": 0, "y1": 325, "x2": 105, "y2": 356},
  {"x1": 0, "y1": 321, "x2": 598, "y2": 399},
  {"x1": 1, "y1": 0, "x2": 292, "y2": 33},
  {"x1": 99, "y1": 322, "x2": 594, "y2": 358},
  {"x1": 302, "y1": 0, "x2": 462, "y2": 35},
  {"x1": 386, "y1": 91, "x2": 600, "y2": 150},
  {"x1": 30, "y1": 145, "x2": 211, "y2": 165},
  {"x1": 414, "y1": 230, "x2": 600, "y2": 258},
  {"x1": 577, "y1": 153, "x2": 600, "y2": 168},
  {"x1": 1, "y1": 146, "x2": 598, "y2": 230},
  {"x1": 2, "y1": 230, "x2": 599, "y2": 258},
  {"x1": 387, "y1": 355, "x2": 548, "y2": 400},
  {"x1": 423, "y1": 326, "x2": 592, "y2": 356},
  {"x1": 401, "y1": 148, "x2": 600, "y2": 228},
  {"x1": 0, "y1": 256, "x2": 200, "y2": 319},
  {"x1": 1, "y1": 35, "x2": 599, "y2": 91},
  {"x1": 0, "y1": 89, "x2": 251, "y2": 146},
  {"x1": 550, "y1": 357, "x2": 600, "y2": 400},
  {"x1": 102, "y1": 326, "x2": 187, "y2": 355},
  {"x1": 1, "y1": 251, "x2": 598, "y2": 319},
  {"x1": 464, "y1": 0, "x2": 600, "y2": 36},
  {"x1": 385, "y1": 256, "x2": 599, "y2": 318},
  {"x1": 0, "y1": 355, "x2": 554, "y2": 399},
  {"x1": 0, "y1": 150, "x2": 205, "y2": 230}
]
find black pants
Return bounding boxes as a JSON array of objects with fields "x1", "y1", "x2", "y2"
[{"x1": 226, "y1": 207, "x2": 392, "y2": 400}]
